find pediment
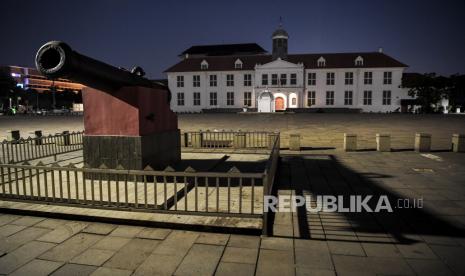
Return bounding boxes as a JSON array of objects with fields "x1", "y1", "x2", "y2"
[{"x1": 256, "y1": 58, "x2": 303, "y2": 69}]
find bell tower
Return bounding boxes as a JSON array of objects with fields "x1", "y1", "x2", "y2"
[{"x1": 272, "y1": 18, "x2": 289, "y2": 60}]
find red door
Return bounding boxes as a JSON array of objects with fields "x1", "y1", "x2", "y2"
[{"x1": 275, "y1": 97, "x2": 284, "y2": 111}]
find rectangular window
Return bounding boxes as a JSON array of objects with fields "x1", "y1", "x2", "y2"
[
  {"x1": 243, "y1": 74, "x2": 252, "y2": 86},
  {"x1": 209, "y1": 75, "x2": 217, "y2": 87},
  {"x1": 363, "y1": 90, "x2": 372, "y2": 105},
  {"x1": 262, "y1": 74, "x2": 268, "y2": 86},
  {"x1": 290, "y1": 73, "x2": 297, "y2": 85},
  {"x1": 326, "y1": 91, "x2": 334, "y2": 105},
  {"x1": 326, "y1": 72, "x2": 335, "y2": 85},
  {"x1": 226, "y1": 74, "x2": 234, "y2": 86},
  {"x1": 345, "y1": 72, "x2": 353, "y2": 85},
  {"x1": 364, "y1": 72, "x2": 373, "y2": 85},
  {"x1": 280, "y1": 74, "x2": 287, "y2": 85},
  {"x1": 209, "y1": 92, "x2": 217, "y2": 106},
  {"x1": 244, "y1": 92, "x2": 252, "y2": 106},
  {"x1": 193, "y1": 75, "x2": 200, "y2": 87},
  {"x1": 383, "y1": 72, "x2": 392, "y2": 85},
  {"x1": 176, "y1": 76, "x2": 184, "y2": 87},
  {"x1": 271, "y1": 74, "x2": 278, "y2": 85},
  {"x1": 307, "y1": 72, "x2": 316, "y2": 85},
  {"x1": 177, "y1": 92, "x2": 184, "y2": 106},
  {"x1": 383, "y1": 90, "x2": 391, "y2": 105},
  {"x1": 193, "y1": 92, "x2": 200, "y2": 106},
  {"x1": 344, "y1": 90, "x2": 353, "y2": 105},
  {"x1": 227, "y1": 92, "x2": 234, "y2": 106},
  {"x1": 307, "y1": 91, "x2": 316, "y2": 106}
]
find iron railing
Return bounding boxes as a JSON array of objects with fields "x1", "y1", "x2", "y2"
[
  {"x1": 262, "y1": 134, "x2": 280, "y2": 235},
  {"x1": 182, "y1": 130, "x2": 279, "y2": 149},
  {"x1": 0, "y1": 131, "x2": 83, "y2": 164}
]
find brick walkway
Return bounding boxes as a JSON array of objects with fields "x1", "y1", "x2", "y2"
[{"x1": 1, "y1": 151, "x2": 465, "y2": 275}]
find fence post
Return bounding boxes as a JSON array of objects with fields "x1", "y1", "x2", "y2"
[
  {"x1": 34, "y1": 130, "x2": 43, "y2": 145},
  {"x1": 376, "y1": 133, "x2": 391, "y2": 152},
  {"x1": 192, "y1": 132, "x2": 203, "y2": 148},
  {"x1": 268, "y1": 133, "x2": 279, "y2": 149},
  {"x1": 452, "y1": 134, "x2": 465, "y2": 152},
  {"x1": 344, "y1": 133, "x2": 357, "y2": 151},
  {"x1": 7, "y1": 130, "x2": 20, "y2": 142},
  {"x1": 233, "y1": 132, "x2": 246, "y2": 149},
  {"x1": 414, "y1": 133, "x2": 431, "y2": 152},
  {"x1": 289, "y1": 134, "x2": 301, "y2": 151}
]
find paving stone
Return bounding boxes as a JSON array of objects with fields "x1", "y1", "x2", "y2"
[
  {"x1": 133, "y1": 253, "x2": 184, "y2": 276},
  {"x1": 0, "y1": 214, "x2": 21, "y2": 226},
  {"x1": 332, "y1": 255, "x2": 415, "y2": 275},
  {"x1": 196, "y1": 232, "x2": 230, "y2": 245},
  {"x1": 361, "y1": 242, "x2": 402, "y2": 257},
  {"x1": 37, "y1": 221, "x2": 88, "y2": 243},
  {"x1": 109, "y1": 225, "x2": 143, "y2": 238},
  {"x1": 228, "y1": 235, "x2": 260, "y2": 249},
  {"x1": 0, "y1": 226, "x2": 51, "y2": 254},
  {"x1": 215, "y1": 262, "x2": 255, "y2": 276},
  {"x1": 256, "y1": 249, "x2": 294, "y2": 276},
  {"x1": 136, "y1": 227, "x2": 171, "y2": 240},
  {"x1": 0, "y1": 241, "x2": 56, "y2": 274},
  {"x1": 10, "y1": 216, "x2": 45, "y2": 226},
  {"x1": 406, "y1": 258, "x2": 456, "y2": 276},
  {"x1": 9, "y1": 259, "x2": 63, "y2": 276},
  {"x1": 327, "y1": 240, "x2": 366, "y2": 256},
  {"x1": 396, "y1": 242, "x2": 437, "y2": 259},
  {"x1": 0, "y1": 224, "x2": 27, "y2": 237},
  {"x1": 295, "y1": 246, "x2": 334, "y2": 270},
  {"x1": 71, "y1": 248, "x2": 115, "y2": 266},
  {"x1": 430, "y1": 244, "x2": 465, "y2": 275},
  {"x1": 296, "y1": 267, "x2": 336, "y2": 276},
  {"x1": 40, "y1": 233, "x2": 103, "y2": 262},
  {"x1": 34, "y1": 218, "x2": 68, "y2": 229},
  {"x1": 153, "y1": 230, "x2": 199, "y2": 256},
  {"x1": 221, "y1": 246, "x2": 258, "y2": 264},
  {"x1": 50, "y1": 263, "x2": 98, "y2": 276},
  {"x1": 82, "y1": 223, "x2": 117, "y2": 235},
  {"x1": 89, "y1": 235, "x2": 130, "y2": 251},
  {"x1": 260, "y1": 237, "x2": 293, "y2": 251},
  {"x1": 103, "y1": 238, "x2": 159, "y2": 270},
  {"x1": 174, "y1": 244, "x2": 224, "y2": 276},
  {"x1": 90, "y1": 267, "x2": 133, "y2": 276}
]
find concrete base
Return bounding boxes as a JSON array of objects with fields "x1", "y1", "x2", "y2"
[
  {"x1": 376, "y1": 134, "x2": 391, "y2": 152},
  {"x1": 452, "y1": 134, "x2": 465, "y2": 152},
  {"x1": 344, "y1": 134, "x2": 357, "y2": 151},
  {"x1": 415, "y1": 133, "x2": 431, "y2": 152},
  {"x1": 83, "y1": 129, "x2": 181, "y2": 170},
  {"x1": 289, "y1": 134, "x2": 301, "y2": 151},
  {"x1": 234, "y1": 133, "x2": 246, "y2": 149}
]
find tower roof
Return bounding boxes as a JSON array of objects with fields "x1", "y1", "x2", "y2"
[{"x1": 272, "y1": 28, "x2": 288, "y2": 38}]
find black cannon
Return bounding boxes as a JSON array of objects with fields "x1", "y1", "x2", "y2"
[{"x1": 35, "y1": 41, "x2": 168, "y2": 96}]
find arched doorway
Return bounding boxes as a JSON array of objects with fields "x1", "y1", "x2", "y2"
[
  {"x1": 258, "y1": 91, "x2": 274, "y2": 112},
  {"x1": 275, "y1": 97, "x2": 285, "y2": 111}
]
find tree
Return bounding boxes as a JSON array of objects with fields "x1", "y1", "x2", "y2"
[
  {"x1": 447, "y1": 74, "x2": 465, "y2": 109},
  {"x1": 402, "y1": 73, "x2": 447, "y2": 113}
]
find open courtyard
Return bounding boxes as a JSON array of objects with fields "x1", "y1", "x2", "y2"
[{"x1": 0, "y1": 113, "x2": 465, "y2": 275}]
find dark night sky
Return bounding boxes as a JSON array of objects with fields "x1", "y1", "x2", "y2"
[{"x1": 1, "y1": 0, "x2": 464, "y2": 79}]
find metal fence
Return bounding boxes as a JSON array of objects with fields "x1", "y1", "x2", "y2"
[
  {"x1": 0, "y1": 131, "x2": 280, "y2": 234},
  {"x1": 0, "y1": 131, "x2": 83, "y2": 164},
  {"x1": 182, "y1": 130, "x2": 279, "y2": 149}
]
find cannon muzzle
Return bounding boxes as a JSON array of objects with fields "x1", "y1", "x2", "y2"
[{"x1": 35, "y1": 41, "x2": 168, "y2": 97}]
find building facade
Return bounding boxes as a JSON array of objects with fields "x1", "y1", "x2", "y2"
[{"x1": 165, "y1": 26, "x2": 411, "y2": 113}]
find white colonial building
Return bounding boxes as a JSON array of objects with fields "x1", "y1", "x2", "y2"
[{"x1": 165, "y1": 26, "x2": 411, "y2": 113}]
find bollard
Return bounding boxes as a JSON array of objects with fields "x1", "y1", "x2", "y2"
[
  {"x1": 268, "y1": 133, "x2": 279, "y2": 149},
  {"x1": 376, "y1": 133, "x2": 391, "y2": 152},
  {"x1": 289, "y1": 134, "x2": 301, "y2": 151},
  {"x1": 34, "y1": 130, "x2": 43, "y2": 145},
  {"x1": 191, "y1": 132, "x2": 203, "y2": 148},
  {"x1": 452, "y1": 134, "x2": 465, "y2": 152},
  {"x1": 344, "y1": 134, "x2": 357, "y2": 151},
  {"x1": 7, "y1": 130, "x2": 20, "y2": 141},
  {"x1": 59, "y1": 131, "x2": 70, "y2": 146},
  {"x1": 414, "y1": 133, "x2": 431, "y2": 152},
  {"x1": 233, "y1": 132, "x2": 247, "y2": 149},
  {"x1": 180, "y1": 133, "x2": 188, "y2": 147}
]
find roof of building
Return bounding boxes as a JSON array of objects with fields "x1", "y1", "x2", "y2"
[
  {"x1": 180, "y1": 43, "x2": 267, "y2": 57},
  {"x1": 165, "y1": 52, "x2": 408, "y2": 72},
  {"x1": 272, "y1": 28, "x2": 289, "y2": 38}
]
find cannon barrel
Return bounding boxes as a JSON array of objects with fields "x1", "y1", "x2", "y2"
[{"x1": 35, "y1": 41, "x2": 167, "y2": 93}]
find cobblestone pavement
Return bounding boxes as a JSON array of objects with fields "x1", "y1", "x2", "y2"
[
  {"x1": 1, "y1": 113, "x2": 465, "y2": 150},
  {"x1": 1, "y1": 150, "x2": 464, "y2": 275}
]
